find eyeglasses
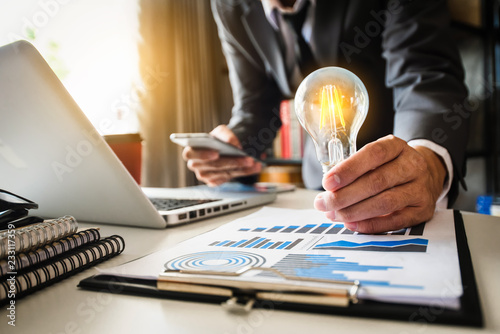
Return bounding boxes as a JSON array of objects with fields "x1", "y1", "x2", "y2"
[
  {"x1": 0, "y1": 189, "x2": 38, "y2": 212},
  {"x1": 0, "y1": 189, "x2": 42, "y2": 229}
]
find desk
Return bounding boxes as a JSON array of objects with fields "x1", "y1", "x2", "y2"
[{"x1": 1, "y1": 189, "x2": 499, "y2": 334}]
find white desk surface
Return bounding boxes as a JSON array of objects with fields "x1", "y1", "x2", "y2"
[{"x1": 1, "y1": 188, "x2": 499, "y2": 334}]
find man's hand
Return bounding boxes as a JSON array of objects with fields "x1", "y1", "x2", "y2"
[
  {"x1": 314, "y1": 135, "x2": 447, "y2": 233},
  {"x1": 182, "y1": 125, "x2": 263, "y2": 186}
]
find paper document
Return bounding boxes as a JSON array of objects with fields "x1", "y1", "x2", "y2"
[{"x1": 99, "y1": 207, "x2": 462, "y2": 309}]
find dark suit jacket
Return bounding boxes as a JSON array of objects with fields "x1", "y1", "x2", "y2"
[{"x1": 211, "y1": 0, "x2": 469, "y2": 205}]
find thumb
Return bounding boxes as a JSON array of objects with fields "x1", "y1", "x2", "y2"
[{"x1": 210, "y1": 125, "x2": 242, "y2": 149}]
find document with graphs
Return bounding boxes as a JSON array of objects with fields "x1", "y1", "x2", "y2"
[{"x1": 89, "y1": 207, "x2": 464, "y2": 310}]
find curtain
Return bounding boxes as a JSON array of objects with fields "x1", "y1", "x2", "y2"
[{"x1": 138, "y1": 0, "x2": 229, "y2": 187}]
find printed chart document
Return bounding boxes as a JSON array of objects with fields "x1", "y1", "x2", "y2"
[{"x1": 94, "y1": 207, "x2": 463, "y2": 309}]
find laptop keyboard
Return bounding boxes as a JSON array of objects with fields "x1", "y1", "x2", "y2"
[{"x1": 149, "y1": 198, "x2": 220, "y2": 211}]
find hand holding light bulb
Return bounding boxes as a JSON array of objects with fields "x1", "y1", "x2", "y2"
[{"x1": 295, "y1": 67, "x2": 448, "y2": 234}]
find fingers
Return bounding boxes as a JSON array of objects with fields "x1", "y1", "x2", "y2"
[
  {"x1": 187, "y1": 156, "x2": 255, "y2": 173},
  {"x1": 210, "y1": 124, "x2": 242, "y2": 148},
  {"x1": 182, "y1": 125, "x2": 261, "y2": 186},
  {"x1": 343, "y1": 207, "x2": 434, "y2": 234},
  {"x1": 317, "y1": 144, "x2": 425, "y2": 211},
  {"x1": 316, "y1": 181, "x2": 427, "y2": 223},
  {"x1": 190, "y1": 158, "x2": 262, "y2": 186},
  {"x1": 316, "y1": 186, "x2": 435, "y2": 234},
  {"x1": 199, "y1": 164, "x2": 262, "y2": 186},
  {"x1": 315, "y1": 135, "x2": 441, "y2": 234},
  {"x1": 322, "y1": 135, "x2": 407, "y2": 191},
  {"x1": 184, "y1": 144, "x2": 261, "y2": 186},
  {"x1": 182, "y1": 146, "x2": 219, "y2": 161}
]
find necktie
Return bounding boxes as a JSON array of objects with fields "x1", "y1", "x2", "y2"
[{"x1": 281, "y1": 2, "x2": 318, "y2": 78}]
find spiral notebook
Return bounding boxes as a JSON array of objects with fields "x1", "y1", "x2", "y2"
[
  {"x1": 0, "y1": 216, "x2": 79, "y2": 259},
  {"x1": 0, "y1": 234, "x2": 125, "y2": 305},
  {"x1": 0, "y1": 228, "x2": 101, "y2": 278}
]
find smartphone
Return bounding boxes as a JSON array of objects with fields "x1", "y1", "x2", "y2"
[{"x1": 170, "y1": 133, "x2": 254, "y2": 158}]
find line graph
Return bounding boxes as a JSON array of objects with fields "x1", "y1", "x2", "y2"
[{"x1": 313, "y1": 238, "x2": 429, "y2": 252}]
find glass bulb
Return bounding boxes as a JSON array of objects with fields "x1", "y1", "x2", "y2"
[{"x1": 295, "y1": 67, "x2": 369, "y2": 173}]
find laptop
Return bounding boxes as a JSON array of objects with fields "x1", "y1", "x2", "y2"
[{"x1": 0, "y1": 41, "x2": 276, "y2": 228}]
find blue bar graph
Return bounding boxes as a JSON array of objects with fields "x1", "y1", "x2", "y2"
[
  {"x1": 296, "y1": 224, "x2": 316, "y2": 233},
  {"x1": 326, "y1": 224, "x2": 344, "y2": 234},
  {"x1": 311, "y1": 223, "x2": 332, "y2": 234},
  {"x1": 245, "y1": 238, "x2": 266, "y2": 248},
  {"x1": 216, "y1": 240, "x2": 231, "y2": 246},
  {"x1": 261, "y1": 242, "x2": 274, "y2": 249},
  {"x1": 282, "y1": 225, "x2": 300, "y2": 233},
  {"x1": 235, "y1": 223, "x2": 426, "y2": 236},
  {"x1": 276, "y1": 241, "x2": 292, "y2": 249},
  {"x1": 230, "y1": 239, "x2": 248, "y2": 247},
  {"x1": 209, "y1": 236, "x2": 303, "y2": 250},
  {"x1": 258, "y1": 253, "x2": 423, "y2": 289}
]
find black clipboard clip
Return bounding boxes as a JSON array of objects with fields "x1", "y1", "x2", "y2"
[{"x1": 158, "y1": 266, "x2": 360, "y2": 312}]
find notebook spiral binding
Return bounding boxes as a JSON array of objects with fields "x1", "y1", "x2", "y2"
[
  {"x1": 0, "y1": 216, "x2": 78, "y2": 257},
  {"x1": 0, "y1": 228, "x2": 101, "y2": 278},
  {"x1": 0, "y1": 234, "x2": 125, "y2": 304}
]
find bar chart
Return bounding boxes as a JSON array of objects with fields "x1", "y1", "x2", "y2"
[
  {"x1": 258, "y1": 253, "x2": 423, "y2": 289},
  {"x1": 238, "y1": 222, "x2": 426, "y2": 236},
  {"x1": 208, "y1": 236, "x2": 304, "y2": 250}
]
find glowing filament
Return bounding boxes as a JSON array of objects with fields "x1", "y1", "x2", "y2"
[{"x1": 319, "y1": 85, "x2": 346, "y2": 131}]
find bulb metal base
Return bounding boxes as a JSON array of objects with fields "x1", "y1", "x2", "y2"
[{"x1": 322, "y1": 164, "x2": 332, "y2": 174}]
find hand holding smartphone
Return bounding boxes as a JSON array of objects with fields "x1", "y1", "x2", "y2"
[
  {"x1": 170, "y1": 133, "x2": 261, "y2": 162},
  {"x1": 171, "y1": 128, "x2": 264, "y2": 186}
]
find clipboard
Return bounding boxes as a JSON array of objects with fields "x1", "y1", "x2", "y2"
[{"x1": 78, "y1": 211, "x2": 483, "y2": 327}]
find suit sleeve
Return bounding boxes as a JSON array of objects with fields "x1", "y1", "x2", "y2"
[
  {"x1": 211, "y1": 0, "x2": 284, "y2": 158},
  {"x1": 382, "y1": 0, "x2": 470, "y2": 205}
]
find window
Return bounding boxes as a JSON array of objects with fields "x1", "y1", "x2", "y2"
[{"x1": 0, "y1": 0, "x2": 140, "y2": 135}]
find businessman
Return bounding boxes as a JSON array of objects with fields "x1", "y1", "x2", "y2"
[{"x1": 183, "y1": 0, "x2": 470, "y2": 233}]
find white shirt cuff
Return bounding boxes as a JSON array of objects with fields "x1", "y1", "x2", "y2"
[{"x1": 407, "y1": 139, "x2": 453, "y2": 209}]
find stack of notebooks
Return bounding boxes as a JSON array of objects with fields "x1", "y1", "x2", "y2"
[{"x1": 0, "y1": 215, "x2": 124, "y2": 304}]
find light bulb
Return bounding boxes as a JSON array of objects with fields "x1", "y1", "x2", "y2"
[{"x1": 295, "y1": 67, "x2": 369, "y2": 173}]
